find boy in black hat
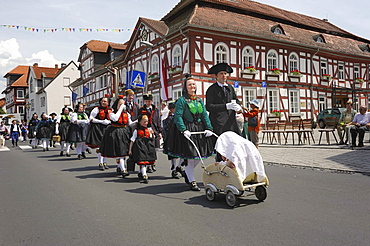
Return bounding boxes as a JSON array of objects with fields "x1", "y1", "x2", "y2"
[{"x1": 206, "y1": 63, "x2": 242, "y2": 136}]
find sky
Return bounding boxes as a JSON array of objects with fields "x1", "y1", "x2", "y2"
[{"x1": 1, "y1": 0, "x2": 370, "y2": 95}]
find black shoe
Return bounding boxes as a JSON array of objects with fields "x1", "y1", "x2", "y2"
[
  {"x1": 121, "y1": 170, "x2": 130, "y2": 178},
  {"x1": 81, "y1": 152, "x2": 86, "y2": 158},
  {"x1": 152, "y1": 165, "x2": 157, "y2": 172},
  {"x1": 358, "y1": 143, "x2": 364, "y2": 147},
  {"x1": 46, "y1": 147, "x2": 49, "y2": 151},
  {"x1": 66, "y1": 152, "x2": 71, "y2": 157},
  {"x1": 140, "y1": 175, "x2": 149, "y2": 183},
  {"x1": 103, "y1": 163, "x2": 109, "y2": 169},
  {"x1": 338, "y1": 141, "x2": 344, "y2": 145},
  {"x1": 147, "y1": 166, "x2": 153, "y2": 173},
  {"x1": 99, "y1": 163, "x2": 104, "y2": 170},
  {"x1": 86, "y1": 149, "x2": 92, "y2": 154},
  {"x1": 60, "y1": 151, "x2": 64, "y2": 156},
  {"x1": 171, "y1": 170, "x2": 180, "y2": 179},
  {"x1": 77, "y1": 154, "x2": 82, "y2": 160},
  {"x1": 138, "y1": 173, "x2": 143, "y2": 179},
  {"x1": 189, "y1": 181, "x2": 200, "y2": 191},
  {"x1": 351, "y1": 143, "x2": 357, "y2": 147},
  {"x1": 43, "y1": 148, "x2": 46, "y2": 152},
  {"x1": 70, "y1": 146, "x2": 74, "y2": 150}
]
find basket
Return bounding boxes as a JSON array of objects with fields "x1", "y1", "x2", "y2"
[{"x1": 52, "y1": 135, "x2": 61, "y2": 142}]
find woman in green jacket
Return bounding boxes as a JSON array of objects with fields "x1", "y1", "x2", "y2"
[{"x1": 164, "y1": 74, "x2": 215, "y2": 191}]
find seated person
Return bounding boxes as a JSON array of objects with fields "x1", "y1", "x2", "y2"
[
  {"x1": 350, "y1": 105, "x2": 370, "y2": 147},
  {"x1": 337, "y1": 100, "x2": 356, "y2": 145}
]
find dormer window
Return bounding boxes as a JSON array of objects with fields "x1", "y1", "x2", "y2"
[
  {"x1": 313, "y1": 34, "x2": 326, "y2": 44},
  {"x1": 271, "y1": 25, "x2": 285, "y2": 35},
  {"x1": 358, "y1": 44, "x2": 370, "y2": 52}
]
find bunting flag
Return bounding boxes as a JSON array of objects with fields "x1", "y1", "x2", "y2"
[
  {"x1": 159, "y1": 57, "x2": 168, "y2": 101},
  {"x1": 83, "y1": 86, "x2": 89, "y2": 97},
  {"x1": 72, "y1": 92, "x2": 78, "y2": 102},
  {"x1": 1, "y1": 24, "x2": 140, "y2": 33}
]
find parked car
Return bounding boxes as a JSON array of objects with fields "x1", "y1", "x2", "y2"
[{"x1": 317, "y1": 108, "x2": 345, "y2": 128}]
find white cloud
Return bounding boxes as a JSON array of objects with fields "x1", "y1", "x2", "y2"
[{"x1": 0, "y1": 38, "x2": 62, "y2": 95}]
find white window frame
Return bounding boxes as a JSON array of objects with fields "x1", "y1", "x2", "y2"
[
  {"x1": 135, "y1": 61, "x2": 144, "y2": 72},
  {"x1": 172, "y1": 45, "x2": 182, "y2": 67},
  {"x1": 17, "y1": 89, "x2": 24, "y2": 99},
  {"x1": 64, "y1": 96, "x2": 71, "y2": 106},
  {"x1": 288, "y1": 53, "x2": 299, "y2": 73},
  {"x1": 274, "y1": 27, "x2": 283, "y2": 35},
  {"x1": 268, "y1": 90, "x2": 279, "y2": 113},
  {"x1": 172, "y1": 88, "x2": 182, "y2": 100},
  {"x1": 151, "y1": 54, "x2": 159, "y2": 74},
  {"x1": 338, "y1": 63, "x2": 345, "y2": 81},
  {"x1": 153, "y1": 93, "x2": 160, "y2": 108},
  {"x1": 63, "y1": 77, "x2": 70, "y2": 87},
  {"x1": 267, "y1": 50, "x2": 278, "y2": 71},
  {"x1": 354, "y1": 65, "x2": 360, "y2": 79},
  {"x1": 40, "y1": 96, "x2": 45, "y2": 107},
  {"x1": 320, "y1": 59, "x2": 328, "y2": 76},
  {"x1": 289, "y1": 90, "x2": 300, "y2": 114},
  {"x1": 242, "y1": 46, "x2": 254, "y2": 69},
  {"x1": 243, "y1": 88, "x2": 256, "y2": 108},
  {"x1": 215, "y1": 43, "x2": 229, "y2": 64},
  {"x1": 319, "y1": 96, "x2": 326, "y2": 112}
]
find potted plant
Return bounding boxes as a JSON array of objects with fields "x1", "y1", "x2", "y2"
[
  {"x1": 289, "y1": 69, "x2": 302, "y2": 77},
  {"x1": 148, "y1": 72, "x2": 159, "y2": 79},
  {"x1": 169, "y1": 65, "x2": 182, "y2": 74},
  {"x1": 271, "y1": 110, "x2": 282, "y2": 117},
  {"x1": 243, "y1": 66, "x2": 258, "y2": 74},
  {"x1": 322, "y1": 74, "x2": 331, "y2": 80},
  {"x1": 354, "y1": 77, "x2": 364, "y2": 83},
  {"x1": 268, "y1": 68, "x2": 281, "y2": 75}
]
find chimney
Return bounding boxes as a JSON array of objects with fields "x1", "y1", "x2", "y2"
[
  {"x1": 33, "y1": 63, "x2": 38, "y2": 67},
  {"x1": 55, "y1": 64, "x2": 58, "y2": 69},
  {"x1": 61, "y1": 63, "x2": 66, "y2": 68}
]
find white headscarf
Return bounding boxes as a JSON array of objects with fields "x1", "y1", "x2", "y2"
[{"x1": 215, "y1": 131, "x2": 266, "y2": 182}]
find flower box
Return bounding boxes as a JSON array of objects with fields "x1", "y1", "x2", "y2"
[
  {"x1": 268, "y1": 68, "x2": 281, "y2": 75},
  {"x1": 270, "y1": 110, "x2": 282, "y2": 117},
  {"x1": 242, "y1": 66, "x2": 258, "y2": 74},
  {"x1": 168, "y1": 66, "x2": 182, "y2": 74},
  {"x1": 289, "y1": 70, "x2": 303, "y2": 78},
  {"x1": 148, "y1": 73, "x2": 159, "y2": 80},
  {"x1": 321, "y1": 74, "x2": 331, "y2": 81},
  {"x1": 354, "y1": 78, "x2": 364, "y2": 83}
]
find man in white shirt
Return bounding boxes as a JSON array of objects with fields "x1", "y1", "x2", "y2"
[
  {"x1": 10, "y1": 120, "x2": 21, "y2": 147},
  {"x1": 350, "y1": 106, "x2": 370, "y2": 147}
]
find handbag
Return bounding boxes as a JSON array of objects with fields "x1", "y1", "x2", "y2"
[
  {"x1": 248, "y1": 116, "x2": 258, "y2": 127},
  {"x1": 52, "y1": 135, "x2": 61, "y2": 142}
]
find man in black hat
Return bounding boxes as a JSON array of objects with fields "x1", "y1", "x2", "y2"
[
  {"x1": 206, "y1": 63, "x2": 242, "y2": 136},
  {"x1": 49, "y1": 112, "x2": 58, "y2": 147}
]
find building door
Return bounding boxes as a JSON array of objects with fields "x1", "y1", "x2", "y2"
[{"x1": 336, "y1": 95, "x2": 348, "y2": 108}]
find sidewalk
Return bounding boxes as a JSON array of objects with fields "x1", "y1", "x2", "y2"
[{"x1": 258, "y1": 129, "x2": 370, "y2": 175}]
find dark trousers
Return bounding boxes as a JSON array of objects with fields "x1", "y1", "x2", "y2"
[{"x1": 350, "y1": 125, "x2": 369, "y2": 145}]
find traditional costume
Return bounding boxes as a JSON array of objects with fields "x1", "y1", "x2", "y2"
[
  {"x1": 56, "y1": 107, "x2": 72, "y2": 156},
  {"x1": 99, "y1": 97, "x2": 132, "y2": 173},
  {"x1": 35, "y1": 114, "x2": 52, "y2": 151},
  {"x1": 28, "y1": 114, "x2": 39, "y2": 148},
  {"x1": 125, "y1": 89, "x2": 140, "y2": 122},
  {"x1": 67, "y1": 105, "x2": 89, "y2": 160},
  {"x1": 49, "y1": 113, "x2": 57, "y2": 148}
]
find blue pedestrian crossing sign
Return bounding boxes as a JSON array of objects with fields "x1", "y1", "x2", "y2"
[
  {"x1": 234, "y1": 81, "x2": 239, "y2": 88},
  {"x1": 262, "y1": 81, "x2": 267, "y2": 87},
  {"x1": 126, "y1": 70, "x2": 146, "y2": 88}
]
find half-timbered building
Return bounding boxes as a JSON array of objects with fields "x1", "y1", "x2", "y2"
[{"x1": 114, "y1": 0, "x2": 370, "y2": 121}]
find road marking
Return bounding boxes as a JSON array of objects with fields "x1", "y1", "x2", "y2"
[
  {"x1": 0, "y1": 147, "x2": 10, "y2": 151},
  {"x1": 18, "y1": 145, "x2": 32, "y2": 150}
]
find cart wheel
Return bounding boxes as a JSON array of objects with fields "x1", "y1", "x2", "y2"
[
  {"x1": 205, "y1": 188, "x2": 216, "y2": 201},
  {"x1": 225, "y1": 191, "x2": 238, "y2": 207},
  {"x1": 255, "y1": 186, "x2": 267, "y2": 201}
]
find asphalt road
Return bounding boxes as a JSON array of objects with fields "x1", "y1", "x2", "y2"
[{"x1": 0, "y1": 143, "x2": 369, "y2": 246}]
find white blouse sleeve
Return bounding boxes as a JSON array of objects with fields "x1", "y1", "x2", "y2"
[
  {"x1": 130, "y1": 129, "x2": 137, "y2": 142},
  {"x1": 110, "y1": 104, "x2": 125, "y2": 122}
]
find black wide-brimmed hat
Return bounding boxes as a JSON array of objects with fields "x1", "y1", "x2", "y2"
[
  {"x1": 207, "y1": 63, "x2": 233, "y2": 74},
  {"x1": 143, "y1": 93, "x2": 153, "y2": 100},
  {"x1": 49, "y1": 112, "x2": 57, "y2": 116}
]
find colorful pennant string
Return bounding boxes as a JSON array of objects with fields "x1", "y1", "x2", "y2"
[{"x1": 1, "y1": 25, "x2": 140, "y2": 33}]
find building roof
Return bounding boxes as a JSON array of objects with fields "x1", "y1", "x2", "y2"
[
  {"x1": 3, "y1": 65, "x2": 29, "y2": 87},
  {"x1": 32, "y1": 64, "x2": 60, "y2": 80},
  {"x1": 140, "y1": 17, "x2": 168, "y2": 36},
  {"x1": 78, "y1": 40, "x2": 127, "y2": 62},
  {"x1": 162, "y1": 0, "x2": 370, "y2": 57}
]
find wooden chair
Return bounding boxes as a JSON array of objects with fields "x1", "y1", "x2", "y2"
[
  {"x1": 301, "y1": 118, "x2": 315, "y2": 144},
  {"x1": 318, "y1": 117, "x2": 338, "y2": 145},
  {"x1": 284, "y1": 119, "x2": 303, "y2": 145},
  {"x1": 261, "y1": 119, "x2": 279, "y2": 144}
]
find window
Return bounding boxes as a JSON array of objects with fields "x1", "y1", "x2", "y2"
[
  {"x1": 121, "y1": 68, "x2": 127, "y2": 86},
  {"x1": 271, "y1": 25, "x2": 285, "y2": 35},
  {"x1": 110, "y1": 51, "x2": 115, "y2": 61},
  {"x1": 40, "y1": 97, "x2": 45, "y2": 107},
  {"x1": 215, "y1": 43, "x2": 228, "y2": 64},
  {"x1": 151, "y1": 54, "x2": 159, "y2": 74},
  {"x1": 289, "y1": 53, "x2": 299, "y2": 72},
  {"x1": 17, "y1": 90, "x2": 24, "y2": 98},
  {"x1": 153, "y1": 93, "x2": 160, "y2": 108},
  {"x1": 172, "y1": 45, "x2": 182, "y2": 67},
  {"x1": 18, "y1": 106, "x2": 24, "y2": 114},
  {"x1": 268, "y1": 90, "x2": 279, "y2": 113},
  {"x1": 313, "y1": 34, "x2": 326, "y2": 44},
  {"x1": 30, "y1": 80, "x2": 34, "y2": 93},
  {"x1": 243, "y1": 89, "x2": 256, "y2": 108},
  {"x1": 173, "y1": 89, "x2": 182, "y2": 100},
  {"x1": 338, "y1": 63, "x2": 345, "y2": 81},
  {"x1": 64, "y1": 96, "x2": 71, "y2": 106},
  {"x1": 267, "y1": 50, "x2": 278, "y2": 71},
  {"x1": 135, "y1": 61, "x2": 144, "y2": 72},
  {"x1": 242, "y1": 47, "x2": 254, "y2": 69},
  {"x1": 63, "y1": 77, "x2": 70, "y2": 87},
  {"x1": 319, "y1": 97, "x2": 325, "y2": 112},
  {"x1": 289, "y1": 90, "x2": 300, "y2": 114},
  {"x1": 100, "y1": 75, "x2": 107, "y2": 88},
  {"x1": 31, "y1": 99, "x2": 34, "y2": 111},
  {"x1": 320, "y1": 60, "x2": 327, "y2": 76},
  {"x1": 354, "y1": 65, "x2": 360, "y2": 79}
]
